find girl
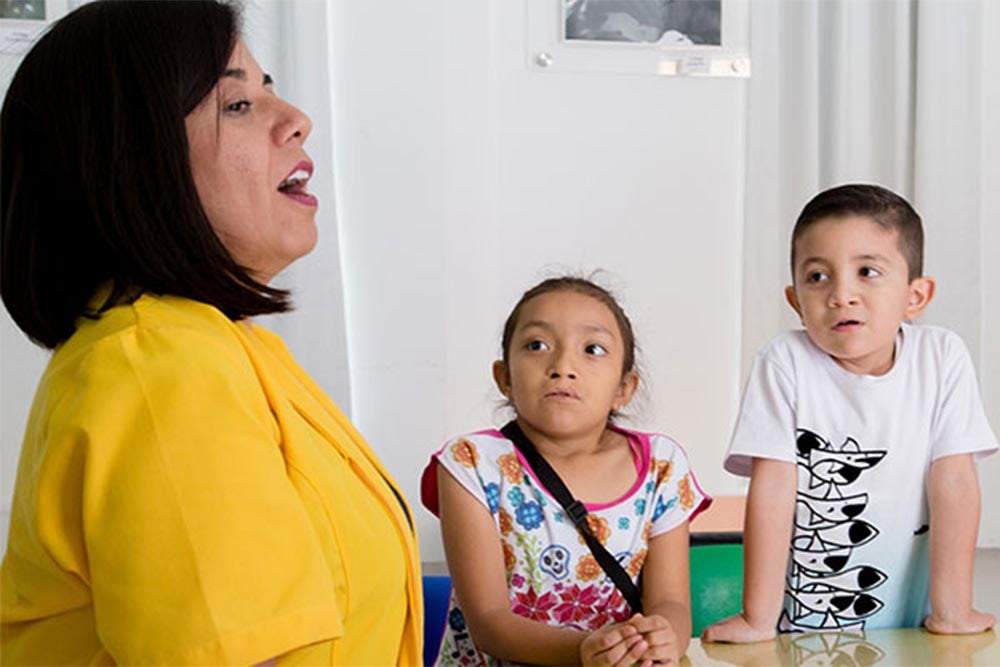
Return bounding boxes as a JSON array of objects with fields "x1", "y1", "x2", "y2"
[{"x1": 421, "y1": 277, "x2": 711, "y2": 666}]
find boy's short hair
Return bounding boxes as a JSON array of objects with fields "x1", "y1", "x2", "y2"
[{"x1": 791, "y1": 184, "x2": 924, "y2": 282}]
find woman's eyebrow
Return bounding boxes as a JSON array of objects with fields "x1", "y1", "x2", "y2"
[{"x1": 221, "y1": 68, "x2": 246, "y2": 80}]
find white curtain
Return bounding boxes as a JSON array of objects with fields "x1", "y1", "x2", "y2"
[{"x1": 742, "y1": 0, "x2": 1000, "y2": 545}]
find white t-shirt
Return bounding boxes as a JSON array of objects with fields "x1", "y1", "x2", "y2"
[{"x1": 725, "y1": 323, "x2": 997, "y2": 631}]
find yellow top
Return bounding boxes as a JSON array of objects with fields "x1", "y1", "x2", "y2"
[{"x1": 0, "y1": 293, "x2": 422, "y2": 665}]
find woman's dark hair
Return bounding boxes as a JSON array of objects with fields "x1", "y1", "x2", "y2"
[
  {"x1": 1, "y1": 0, "x2": 292, "y2": 349},
  {"x1": 791, "y1": 183, "x2": 924, "y2": 282},
  {"x1": 501, "y1": 275, "x2": 638, "y2": 377}
]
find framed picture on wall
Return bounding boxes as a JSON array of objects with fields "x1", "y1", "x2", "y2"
[
  {"x1": 1, "y1": 0, "x2": 76, "y2": 56},
  {"x1": 528, "y1": 0, "x2": 750, "y2": 78}
]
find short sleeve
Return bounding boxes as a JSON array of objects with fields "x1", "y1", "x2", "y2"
[
  {"x1": 930, "y1": 334, "x2": 999, "y2": 461},
  {"x1": 724, "y1": 350, "x2": 799, "y2": 476},
  {"x1": 648, "y1": 437, "x2": 711, "y2": 538},
  {"x1": 62, "y1": 324, "x2": 342, "y2": 665},
  {"x1": 422, "y1": 437, "x2": 497, "y2": 517}
]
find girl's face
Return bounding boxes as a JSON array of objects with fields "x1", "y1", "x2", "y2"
[
  {"x1": 186, "y1": 40, "x2": 318, "y2": 284},
  {"x1": 493, "y1": 290, "x2": 638, "y2": 443}
]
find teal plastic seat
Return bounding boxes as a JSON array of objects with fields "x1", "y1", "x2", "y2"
[{"x1": 690, "y1": 542, "x2": 744, "y2": 636}]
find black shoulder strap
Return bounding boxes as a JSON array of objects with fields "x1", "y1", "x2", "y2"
[{"x1": 500, "y1": 420, "x2": 643, "y2": 615}]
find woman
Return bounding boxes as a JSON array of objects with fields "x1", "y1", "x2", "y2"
[{"x1": 0, "y1": 2, "x2": 421, "y2": 664}]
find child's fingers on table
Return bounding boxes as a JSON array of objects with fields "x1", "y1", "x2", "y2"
[
  {"x1": 637, "y1": 619, "x2": 677, "y2": 648},
  {"x1": 627, "y1": 612, "x2": 669, "y2": 634},
  {"x1": 635, "y1": 640, "x2": 679, "y2": 664},
  {"x1": 587, "y1": 633, "x2": 648, "y2": 667}
]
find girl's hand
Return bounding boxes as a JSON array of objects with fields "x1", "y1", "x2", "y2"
[
  {"x1": 579, "y1": 621, "x2": 650, "y2": 666},
  {"x1": 628, "y1": 613, "x2": 681, "y2": 665},
  {"x1": 924, "y1": 609, "x2": 996, "y2": 635},
  {"x1": 701, "y1": 613, "x2": 775, "y2": 644}
]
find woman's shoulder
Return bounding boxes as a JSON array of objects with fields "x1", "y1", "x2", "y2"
[
  {"x1": 45, "y1": 293, "x2": 260, "y2": 411},
  {"x1": 55, "y1": 293, "x2": 244, "y2": 363}
]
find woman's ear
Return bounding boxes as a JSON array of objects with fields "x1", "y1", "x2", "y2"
[
  {"x1": 492, "y1": 360, "x2": 510, "y2": 397},
  {"x1": 905, "y1": 276, "x2": 936, "y2": 320}
]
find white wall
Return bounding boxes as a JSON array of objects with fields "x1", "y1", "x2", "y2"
[
  {"x1": 2, "y1": 0, "x2": 997, "y2": 562},
  {"x1": 327, "y1": 1, "x2": 747, "y2": 563}
]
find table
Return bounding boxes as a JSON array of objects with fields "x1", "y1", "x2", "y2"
[{"x1": 685, "y1": 628, "x2": 999, "y2": 666}]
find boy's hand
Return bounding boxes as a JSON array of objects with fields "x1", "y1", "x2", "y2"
[
  {"x1": 628, "y1": 613, "x2": 681, "y2": 665},
  {"x1": 701, "y1": 613, "x2": 775, "y2": 644},
  {"x1": 923, "y1": 609, "x2": 996, "y2": 635},
  {"x1": 579, "y1": 620, "x2": 649, "y2": 666}
]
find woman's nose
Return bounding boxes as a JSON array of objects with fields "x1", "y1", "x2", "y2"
[{"x1": 275, "y1": 99, "x2": 312, "y2": 144}]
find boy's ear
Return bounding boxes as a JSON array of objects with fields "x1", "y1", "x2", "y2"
[
  {"x1": 614, "y1": 370, "x2": 640, "y2": 411},
  {"x1": 492, "y1": 360, "x2": 511, "y2": 397},
  {"x1": 785, "y1": 285, "x2": 803, "y2": 320},
  {"x1": 905, "y1": 276, "x2": 936, "y2": 320}
]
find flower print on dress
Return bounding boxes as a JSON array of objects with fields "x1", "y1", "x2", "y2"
[
  {"x1": 627, "y1": 549, "x2": 647, "y2": 578},
  {"x1": 498, "y1": 506, "x2": 514, "y2": 536},
  {"x1": 483, "y1": 482, "x2": 500, "y2": 514},
  {"x1": 618, "y1": 516, "x2": 630, "y2": 530},
  {"x1": 450, "y1": 439, "x2": 480, "y2": 467},
  {"x1": 515, "y1": 500, "x2": 544, "y2": 530},
  {"x1": 507, "y1": 486, "x2": 525, "y2": 507},
  {"x1": 652, "y1": 495, "x2": 677, "y2": 522},
  {"x1": 634, "y1": 498, "x2": 647, "y2": 516},
  {"x1": 502, "y1": 539, "x2": 517, "y2": 572},
  {"x1": 512, "y1": 586, "x2": 558, "y2": 622},
  {"x1": 553, "y1": 584, "x2": 602, "y2": 626},
  {"x1": 510, "y1": 573, "x2": 526, "y2": 589},
  {"x1": 656, "y1": 458, "x2": 674, "y2": 485},
  {"x1": 642, "y1": 520, "x2": 652, "y2": 542},
  {"x1": 678, "y1": 473, "x2": 695, "y2": 510},
  {"x1": 605, "y1": 588, "x2": 631, "y2": 624},
  {"x1": 576, "y1": 553, "x2": 602, "y2": 582},
  {"x1": 578, "y1": 515, "x2": 611, "y2": 546},
  {"x1": 497, "y1": 452, "x2": 524, "y2": 484}
]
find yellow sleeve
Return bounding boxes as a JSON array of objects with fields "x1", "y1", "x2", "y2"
[{"x1": 45, "y1": 320, "x2": 342, "y2": 665}]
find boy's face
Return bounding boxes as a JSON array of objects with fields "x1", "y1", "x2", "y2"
[{"x1": 786, "y1": 215, "x2": 935, "y2": 376}]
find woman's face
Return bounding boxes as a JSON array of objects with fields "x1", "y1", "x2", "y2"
[{"x1": 186, "y1": 40, "x2": 318, "y2": 284}]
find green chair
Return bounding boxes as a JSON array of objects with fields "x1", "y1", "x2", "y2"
[{"x1": 689, "y1": 539, "x2": 744, "y2": 636}]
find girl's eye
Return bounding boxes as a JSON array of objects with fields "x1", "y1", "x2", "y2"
[
  {"x1": 859, "y1": 266, "x2": 881, "y2": 278},
  {"x1": 527, "y1": 340, "x2": 549, "y2": 352},
  {"x1": 585, "y1": 343, "x2": 608, "y2": 356},
  {"x1": 806, "y1": 271, "x2": 828, "y2": 284},
  {"x1": 225, "y1": 99, "x2": 252, "y2": 114}
]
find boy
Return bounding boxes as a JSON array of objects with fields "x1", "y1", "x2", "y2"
[{"x1": 704, "y1": 184, "x2": 997, "y2": 641}]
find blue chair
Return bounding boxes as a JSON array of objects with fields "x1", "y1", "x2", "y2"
[
  {"x1": 689, "y1": 538, "x2": 744, "y2": 636},
  {"x1": 422, "y1": 574, "x2": 452, "y2": 666}
]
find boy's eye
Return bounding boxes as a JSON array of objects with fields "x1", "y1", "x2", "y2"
[
  {"x1": 585, "y1": 343, "x2": 608, "y2": 356},
  {"x1": 527, "y1": 340, "x2": 549, "y2": 352},
  {"x1": 859, "y1": 266, "x2": 881, "y2": 278},
  {"x1": 806, "y1": 271, "x2": 828, "y2": 284},
  {"x1": 225, "y1": 99, "x2": 252, "y2": 114}
]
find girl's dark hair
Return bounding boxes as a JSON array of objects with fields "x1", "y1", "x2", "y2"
[
  {"x1": 500, "y1": 276, "x2": 638, "y2": 376},
  {"x1": 791, "y1": 183, "x2": 924, "y2": 282},
  {"x1": 1, "y1": 0, "x2": 292, "y2": 349}
]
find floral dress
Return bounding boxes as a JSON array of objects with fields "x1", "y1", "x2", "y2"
[{"x1": 420, "y1": 426, "x2": 711, "y2": 666}]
